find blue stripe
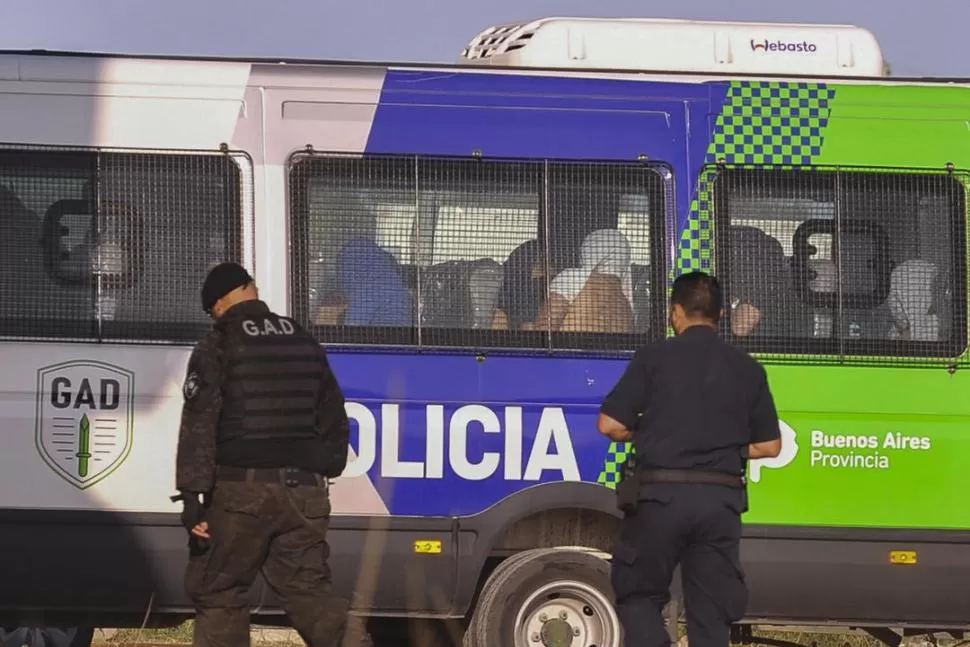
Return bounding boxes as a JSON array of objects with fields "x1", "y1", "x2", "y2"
[
  {"x1": 366, "y1": 70, "x2": 730, "y2": 252},
  {"x1": 350, "y1": 70, "x2": 732, "y2": 516}
]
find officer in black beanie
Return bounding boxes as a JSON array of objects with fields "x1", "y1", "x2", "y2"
[{"x1": 173, "y1": 262, "x2": 372, "y2": 647}]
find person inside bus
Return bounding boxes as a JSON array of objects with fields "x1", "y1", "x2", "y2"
[
  {"x1": 887, "y1": 258, "x2": 941, "y2": 342},
  {"x1": 329, "y1": 237, "x2": 413, "y2": 327},
  {"x1": 491, "y1": 238, "x2": 548, "y2": 330},
  {"x1": 727, "y1": 225, "x2": 809, "y2": 339},
  {"x1": 313, "y1": 288, "x2": 350, "y2": 327},
  {"x1": 727, "y1": 226, "x2": 776, "y2": 337},
  {"x1": 534, "y1": 228, "x2": 635, "y2": 333}
]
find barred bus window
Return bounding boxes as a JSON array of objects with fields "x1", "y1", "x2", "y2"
[
  {"x1": 288, "y1": 154, "x2": 543, "y2": 348},
  {"x1": 416, "y1": 157, "x2": 542, "y2": 349},
  {"x1": 0, "y1": 148, "x2": 244, "y2": 343},
  {"x1": 288, "y1": 154, "x2": 669, "y2": 353},
  {"x1": 295, "y1": 156, "x2": 418, "y2": 347},
  {"x1": 543, "y1": 162, "x2": 667, "y2": 351},
  {"x1": 714, "y1": 167, "x2": 967, "y2": 361}
]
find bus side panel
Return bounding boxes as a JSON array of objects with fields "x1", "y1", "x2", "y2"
[
  {"x1": 0, "y1": 62, "x2": 261, "y2": 622},
  {"x1": 742, "y1": 529, "x2": 970, "y2": 628},
  {"x1": 692, "y1": 82, "x2": 970, "y2": 626}
]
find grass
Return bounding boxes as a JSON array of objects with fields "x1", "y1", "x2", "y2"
[
  {"x1": 734, "y1": 629, "x2": 886, "y2": 647},
  {"x1": 730, "y1": 628, "x2": 965, "y2": 647},
  {"x1": 101, "y1": 623, "x2": 194, "y2": 645},
  {"x1": 96, "y1": 621, "x2": 966, "y2": 646},
  {"x1": 101, "y1": 621, "x2": 303, "y2": 645}
]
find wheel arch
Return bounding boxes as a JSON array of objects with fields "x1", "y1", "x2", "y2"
[{"x1": 451, "y1": 481, "x2": 622, "y2": 617}]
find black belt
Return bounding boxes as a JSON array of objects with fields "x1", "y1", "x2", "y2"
[
  {"x1": 216, "y1": 465, "x2": 322, "y2": 487},
  {"x1": 640, "y1": 467, "x2": 745, "y2": 489}
]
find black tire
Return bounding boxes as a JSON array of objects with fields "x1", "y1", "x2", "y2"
[
  {"x1": 462, "y1": 549, "x2": 549, "y2": 647},
  {"x1": 0, "y1": 625, "x2": 94, "y2": 647},
  {"x1": 466, "y1": 548, "x2": 621, "y2": 647}
]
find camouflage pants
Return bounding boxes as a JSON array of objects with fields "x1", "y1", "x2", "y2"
[{"x1": 185, "y1": 479, "x2": 369, "y2": 647}]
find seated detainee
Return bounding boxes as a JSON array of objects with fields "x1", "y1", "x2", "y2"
[
  {"x1": 559, "y1": 271, "x2": 635, "y2": 333},
  {"x1": 730, "y1": 302, "x2": 762, "y2": 337},
  {"x1": 314, "y1": 289, "x2": 348, "y2": 326},
  {"x1": 492, "y1": 239, "x2": 548, "y2": 331},
  {"x1": 888, "y1": 259, "x2": 940, "y2": 342},
  {"x1": 533, "y1": 229, "x2": 634, "y2": 333},
  {"x1": 727, "y1": 225, "x2": 809, "y2": 339},
  {"x1": 319, "y1": 238, "x2": 413, "y2": 327}
]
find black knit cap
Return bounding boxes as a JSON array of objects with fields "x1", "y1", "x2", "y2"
[{"x1": 201, "y1": 262, "x2": 253, "y2": 314}]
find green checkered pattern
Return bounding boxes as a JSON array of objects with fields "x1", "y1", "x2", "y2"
[
  {"x1": 679, "y1": 80, "x2": 836, "y2": 276},
  {"x1": 597, "y1": 440, "x2": 633, "y2": 489},
  {"x1": 595, "y1": 80, "x2": 836, "y2": 489}
]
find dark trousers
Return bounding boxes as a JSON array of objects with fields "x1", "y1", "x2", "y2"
[
  {"x1": 610, "y1": 484, "x2": 748, "y2": 647},
  {"x1": 184, "y1": 478, "x2": 366, "y2": 647}
]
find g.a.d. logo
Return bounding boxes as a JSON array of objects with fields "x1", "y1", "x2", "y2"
[{"x1": 35, "y1": 360, "x2": 135, "y2": 489}]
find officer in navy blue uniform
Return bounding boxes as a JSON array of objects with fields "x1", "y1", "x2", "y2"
[
  {"x1": 598, "y1": 271, "x2": 783, "y2": 647},
  {"x1": 172, "y1": 262, "x2": 372, "y2": 647}
]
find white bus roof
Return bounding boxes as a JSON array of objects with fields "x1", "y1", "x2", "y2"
[{"x1": 459, "y1": 17, "x2": 885, "y2": 78}]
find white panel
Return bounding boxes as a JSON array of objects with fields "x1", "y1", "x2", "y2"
[
  {"x1": 16, "y1": 55, "x2": 251, "y2": 88},
  {"x1": 0, "y1": 342, "x2": 388, "y2": 515},
  {"x1": 0, "y1": 343, "x2": 191, "y2": 513},
  {"x1": 0, "y1": 93, "x2": 243, "y2": 150},
  {"x1": 0, "y1": 55, "x2": 251, "y2": 150},
  {"x1": 250, "y1": 63, "x2": 386, "y2": 92},
  {"x1": 241, "y1": 72, "x2": 390, "y2": 516},
  {"x1": 90, "y1": 95, "x2": 244, "y2": 149},
  {"x1": 257, "y1": 73, "x2": 384, "y2": 320},
  {"x1": 0, "y1": 57, "x2": 18, "y2": 81}
]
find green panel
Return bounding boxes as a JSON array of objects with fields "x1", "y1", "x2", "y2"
[
  {"x1": 747, "y1": 363, "x2": 970, "y2": 529},
  {"x1": 598, "y1": 80, "x2": 970, "y2": 529},
  {"x1": 815, "y1": 84, "x2": 970, "y2": 168},
  {"x1": 733, "y1": 83, "x2": 970, "y2": 529}
]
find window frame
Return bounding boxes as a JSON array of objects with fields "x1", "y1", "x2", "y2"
[
  {"x1": 287, "y1": 151, "x2": 672, "y2": 356},
  {"x1": 711, "y1": 164, "x2": 969, "y2": 362},
  {"x1": 0, "y1": 144, "x2": 252, "y2": 345}
]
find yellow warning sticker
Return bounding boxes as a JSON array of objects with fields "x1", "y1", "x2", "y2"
[
  {"x1": 414, "y1": 540, "x2": 442, "y2": 554},
  {"x1": 889, "y1": 550, "x2": 917, "y2": 565}
]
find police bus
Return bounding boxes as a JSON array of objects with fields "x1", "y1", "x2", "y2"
[{"x1": 0, "y1": 15, "x2": 966, "y2": 647}]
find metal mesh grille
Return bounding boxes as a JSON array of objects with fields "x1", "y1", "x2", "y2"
[
  {"x1": 0, "y1": 146, "x2": 247, "y2": 343},
  {"x1": 712, "y1": 165, "x2": 968, "y2": 363},
  {"x1": 288, "y1": 153, "x2": 669, "y2": 353}
]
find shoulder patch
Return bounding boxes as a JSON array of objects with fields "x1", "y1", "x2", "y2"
[{"x1": 183, "y1": 371, "x2": 202, "y2": 401}]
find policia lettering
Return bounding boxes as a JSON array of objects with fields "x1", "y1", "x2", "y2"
[{"x1": 173, "y1": 262, "x2": 371, "y2": 647}]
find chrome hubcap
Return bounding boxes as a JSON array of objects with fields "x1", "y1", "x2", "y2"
[{"x1": 515, "y1": 579, "x2": 619, "y2": 647}]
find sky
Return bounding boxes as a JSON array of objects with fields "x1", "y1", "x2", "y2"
[{"x1": 0, "y1": 0, "x2": 966, "y2": 78}]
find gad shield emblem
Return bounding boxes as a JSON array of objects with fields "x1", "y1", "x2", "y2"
[{"x1": 35, "y1": 360, "x2": 135, "y2": 490}]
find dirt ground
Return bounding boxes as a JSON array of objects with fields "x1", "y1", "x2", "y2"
[{"x1": 90, "y1": 623, "x2": 952, "y2": 647}]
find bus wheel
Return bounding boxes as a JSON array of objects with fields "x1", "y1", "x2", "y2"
[
  {"x1": 465, "y1": 548, "x2": 620, "y2": 647},
  {"x1": 0, "y1": 625, "x2": 94, "y2": 647}
]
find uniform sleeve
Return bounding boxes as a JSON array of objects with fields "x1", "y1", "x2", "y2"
[
  {"x1": 175, "y1": 332, "x2": 224, "y2": 493},
  {"x1": 749, "y1": 365, "x2": 781, "y2": 444},
  {"x1": 315, "y1": 346, "x2": 350, "y2": 477},
  {"x1": 600, "y1": 349, "x2": 651, "y2": 430}
]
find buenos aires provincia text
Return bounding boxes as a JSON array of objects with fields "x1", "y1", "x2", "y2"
[{"x1": 810, "y1": 430, "x2": 931, "y2": 469}]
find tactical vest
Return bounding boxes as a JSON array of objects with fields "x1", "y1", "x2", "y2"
[{"x1": 215, "y1": 302, "x2": 323, "y2": 444}]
